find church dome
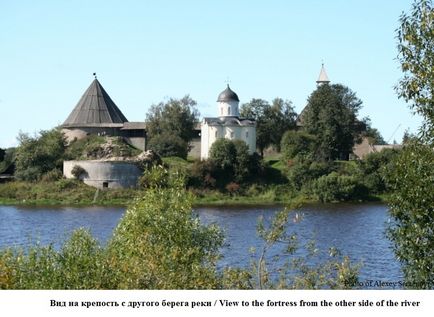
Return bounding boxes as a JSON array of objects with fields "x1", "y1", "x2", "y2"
[{"x1": 217, "y1": 85, "x2": 240, "y2": 102}]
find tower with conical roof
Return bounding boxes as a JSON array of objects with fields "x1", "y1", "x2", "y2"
[
  {"x1": 316, "y1": 63, "x2": 330, "y2": 85},
  {"x1": 296, "y1": 64, "x2": 332, "y2": 127},
  {"x1": 200, "y1": 84, "x2": 256, "y2": 159},
  {"x1": 62, "y1": 78, "x2": 128, "y2": 127},
  {"x1": 61, "y1": 76, "x2": 146, "y2": 150}
]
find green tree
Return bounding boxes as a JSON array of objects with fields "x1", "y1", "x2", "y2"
[
  {"x1": 209, "y1": 138, "x2": 256, "y2": 183},
  {"x1": 240, "y1": 98, "x2": 297, "y2": 156},
  {"x1": 386, "y1": 141, "x2": 434, "y2": 288},
  {"x1": 0, "y1": 148, "x2": 16, "y2": 175},
  {"x1": 0, "y1": 148, "x2": 5, "y2": 162},
  {"x1": 209, "y1": 138, "x2": 237, "y2": 172},
  {"x1": 386, "y1": 0, "x2": 434, "y2": 289},
  {"x1": 15, "y1": 129, "x2": 66, "y2": 181},
  {"x1": 396, "y1": 0, "x2": 434, "y2": 141},
  {"x1": 360, "y1": 117, "x2": 386, "y2": 145},
  {"x1": 146, "y1": 96, "x2": 199, "y2": 158},
  {"x1": 302, "y1": 84, "x2": 363, "y2": 161},
  {"x1": 106, "y1": 168, "x2": 223, "y2": 289}
]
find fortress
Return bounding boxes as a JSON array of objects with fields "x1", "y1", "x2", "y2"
[{"x1": 61, "y1": 76, "x2": 256, "y2": 188}]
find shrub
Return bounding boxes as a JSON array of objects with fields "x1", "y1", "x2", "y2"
[
  {"x1": 232, "y1": 140, "x2": 251, "y2": 182},
  {"x1": 148, "y1": 133, "x2": 189, "y2": 159},
  {"x1": 225, "y1": 182, "x2": 240, "y2": 196},
  {"x1": 41, "y1": 169, "x2": 63, "y2": 182},
  {"x1": 55, "y1": 178, "x2": 80, "y2": 191},
  {"x1": 188, "y1": 160, "x2": 217, "y2": 189},
  {"x1": 281, "y1": 130, "x2": 316, "y2": 160},
  {"x1": 0, "y1": 229, "x2": 104, "y2": 289},
  {"x1": 71, "y1": 165, "x2": 87, "y2": 180},
  {"x1": 0, "y1": 148, "x2": 16, "y2": 175},
  {"x1": 14, "y1": 166, "x2": 43, "y2": 182},
  {"x1": 15, "y1": 129, "x2": 66, "y2": 181},
  {"x1": 209, "y1": 139, "x2": 237, "y2": 172},
  {"x1": 138, "y1": 165, "x2": 171, "y2": 189},
  {"x1": 311, "y1": 172, "x2": 369, "y2": 202},
  {"x1": 106, "y1": 168, "x2": 224, "y2": 289},
  {"x1": 209, "y1": 139, "x2": 260, "y2": 184},
  {"x1": 358, "y1": 148, "x2": 400, "y2": 194},
  {"x1": 287, "y1": 158, "x2": 333, "y2": 190}
]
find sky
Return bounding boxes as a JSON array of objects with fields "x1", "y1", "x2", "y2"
[{"x1": 0, "y1": 0, "x2": 422, "y2": 148}]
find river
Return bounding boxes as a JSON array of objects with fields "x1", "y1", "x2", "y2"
[{"x1": 0, "y1": 203, "x2": 402, "y2": 288}]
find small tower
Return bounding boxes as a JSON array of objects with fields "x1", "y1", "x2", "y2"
[
  {"x1": 316, "y1": 63, "x2": 330, "y2": 86},
  {"x1": 217, "y1": 84, "x2": 240, "y2": 117}
]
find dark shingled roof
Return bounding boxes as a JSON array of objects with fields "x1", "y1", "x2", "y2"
[
  {"x1": 62, "y1": 79, "x2": 128, "y2": 127},
  {"x1": 217, "y1": 85, "x2": 240, "y2": 102}
]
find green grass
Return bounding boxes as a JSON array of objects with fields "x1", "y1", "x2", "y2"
[
  {"x1": 162, "y1": 156, "x2": 191, "y2": 166},
  {"x1": 0, "y1": 180, "x2": 137, "y2": 206}
]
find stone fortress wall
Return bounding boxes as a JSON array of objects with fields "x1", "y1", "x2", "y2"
[{"x1": 63, "y1": 160, "x2": 142, "y2": 189}]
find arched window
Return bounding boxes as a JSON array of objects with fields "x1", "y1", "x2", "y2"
[
  {"x1": 246, "y1": 131, "x2": 249, "y2": 138},
  {"x1": 215, "y1": 131, "x2": 218, "y2": 138},
  {"x1": 221, "y1": 107, "x2": 223, "y2": 116},
  {"x1": 228, "y1": 106, "x2": 230, "y2": 115}
]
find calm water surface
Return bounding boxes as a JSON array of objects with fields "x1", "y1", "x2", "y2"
[{"x1": 0, "y1": 203, "x2": 402, "y2": 288}]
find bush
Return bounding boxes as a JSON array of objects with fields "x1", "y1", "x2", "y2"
[
  {"x1": 311, "y1": 172, "x2": 369, "y2": 202},
  {"x1": 281, "y1": 130, "x2": 316, "y2": 160},
  {"x1": 106, "y1": 168, "x2": 224, "y2": 289},
  {"x1": 209, "y1": 139, "x2": 237, "y2": 172},
  {"x1": 188, "y1": 160, "x2": 217, "y2": 189},
  {"x1": 71, "y1": 165, "x2": 87, "y2": 180},
  {"x1": 209, "y1": 139, "x2": 260, "y2": 184},
  {"x1": 138, "y1": 165, "x2": 171, "y2": 189},
  {"x1": 0, "y1": 229, "x2": 104, "y2": 289},
  {"x1": 358, "y1": 149, "x2": 400, "y2": 194},
  {"x1": 148, "y1": 133, "x2": 189, "y2": 159},
  {"x1": 14, "y1": 166, "x2": 43, "y2": 182},
  {"x1": 225, "y1": 182, "x2": 240, "y2": 195},
  {"x1": 55, "y1": 178, "x2": 80, "y2": 191},
  {"x1": 41, "y1": 169, "x2": 63, "y2": 182},
  {"x1": 287, "y1": 158, "x2": 333, "y2": 190},
  {"x1": 0, "y1": 148, "x2": 16, "y2": 175},
  {"x1": 15, "y1": 129, "x2": 66, "y2": 181}
]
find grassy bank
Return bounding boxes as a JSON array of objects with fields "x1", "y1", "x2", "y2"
[
  {"x1": 0, "y1": 180, "x2": 137, "y2": 206},
  {"x1": 0, "y1": 179, "x2": 388, "y2": 207}
]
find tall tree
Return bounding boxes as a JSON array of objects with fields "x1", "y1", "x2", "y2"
[
  {"x1": 146, "y1": 95, "x2": 199, "y2": 158},
  {"x1": 302, "y1": 84, "x2": 363, "y2": 161},
  {"x1": 386, "y1": 0, "x2": 434, "y2": 289},
  {"x1": 240, "y1": 98, "x2": 296, "y2": 156},
  {"x1": 360, "y1": 117, "x2": 386, "y2": 145},
  {"x1": 396, "y1": 0, "x2": 434, "y2": 141}
]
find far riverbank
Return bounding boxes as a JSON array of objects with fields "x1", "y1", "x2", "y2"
[{"x1": 0, "y1": 180, "x2": 389, "y2": 208}]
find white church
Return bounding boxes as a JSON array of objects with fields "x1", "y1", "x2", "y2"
[{"x1": 200, "y1": 85, "x2": 256, "y2": 159}]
